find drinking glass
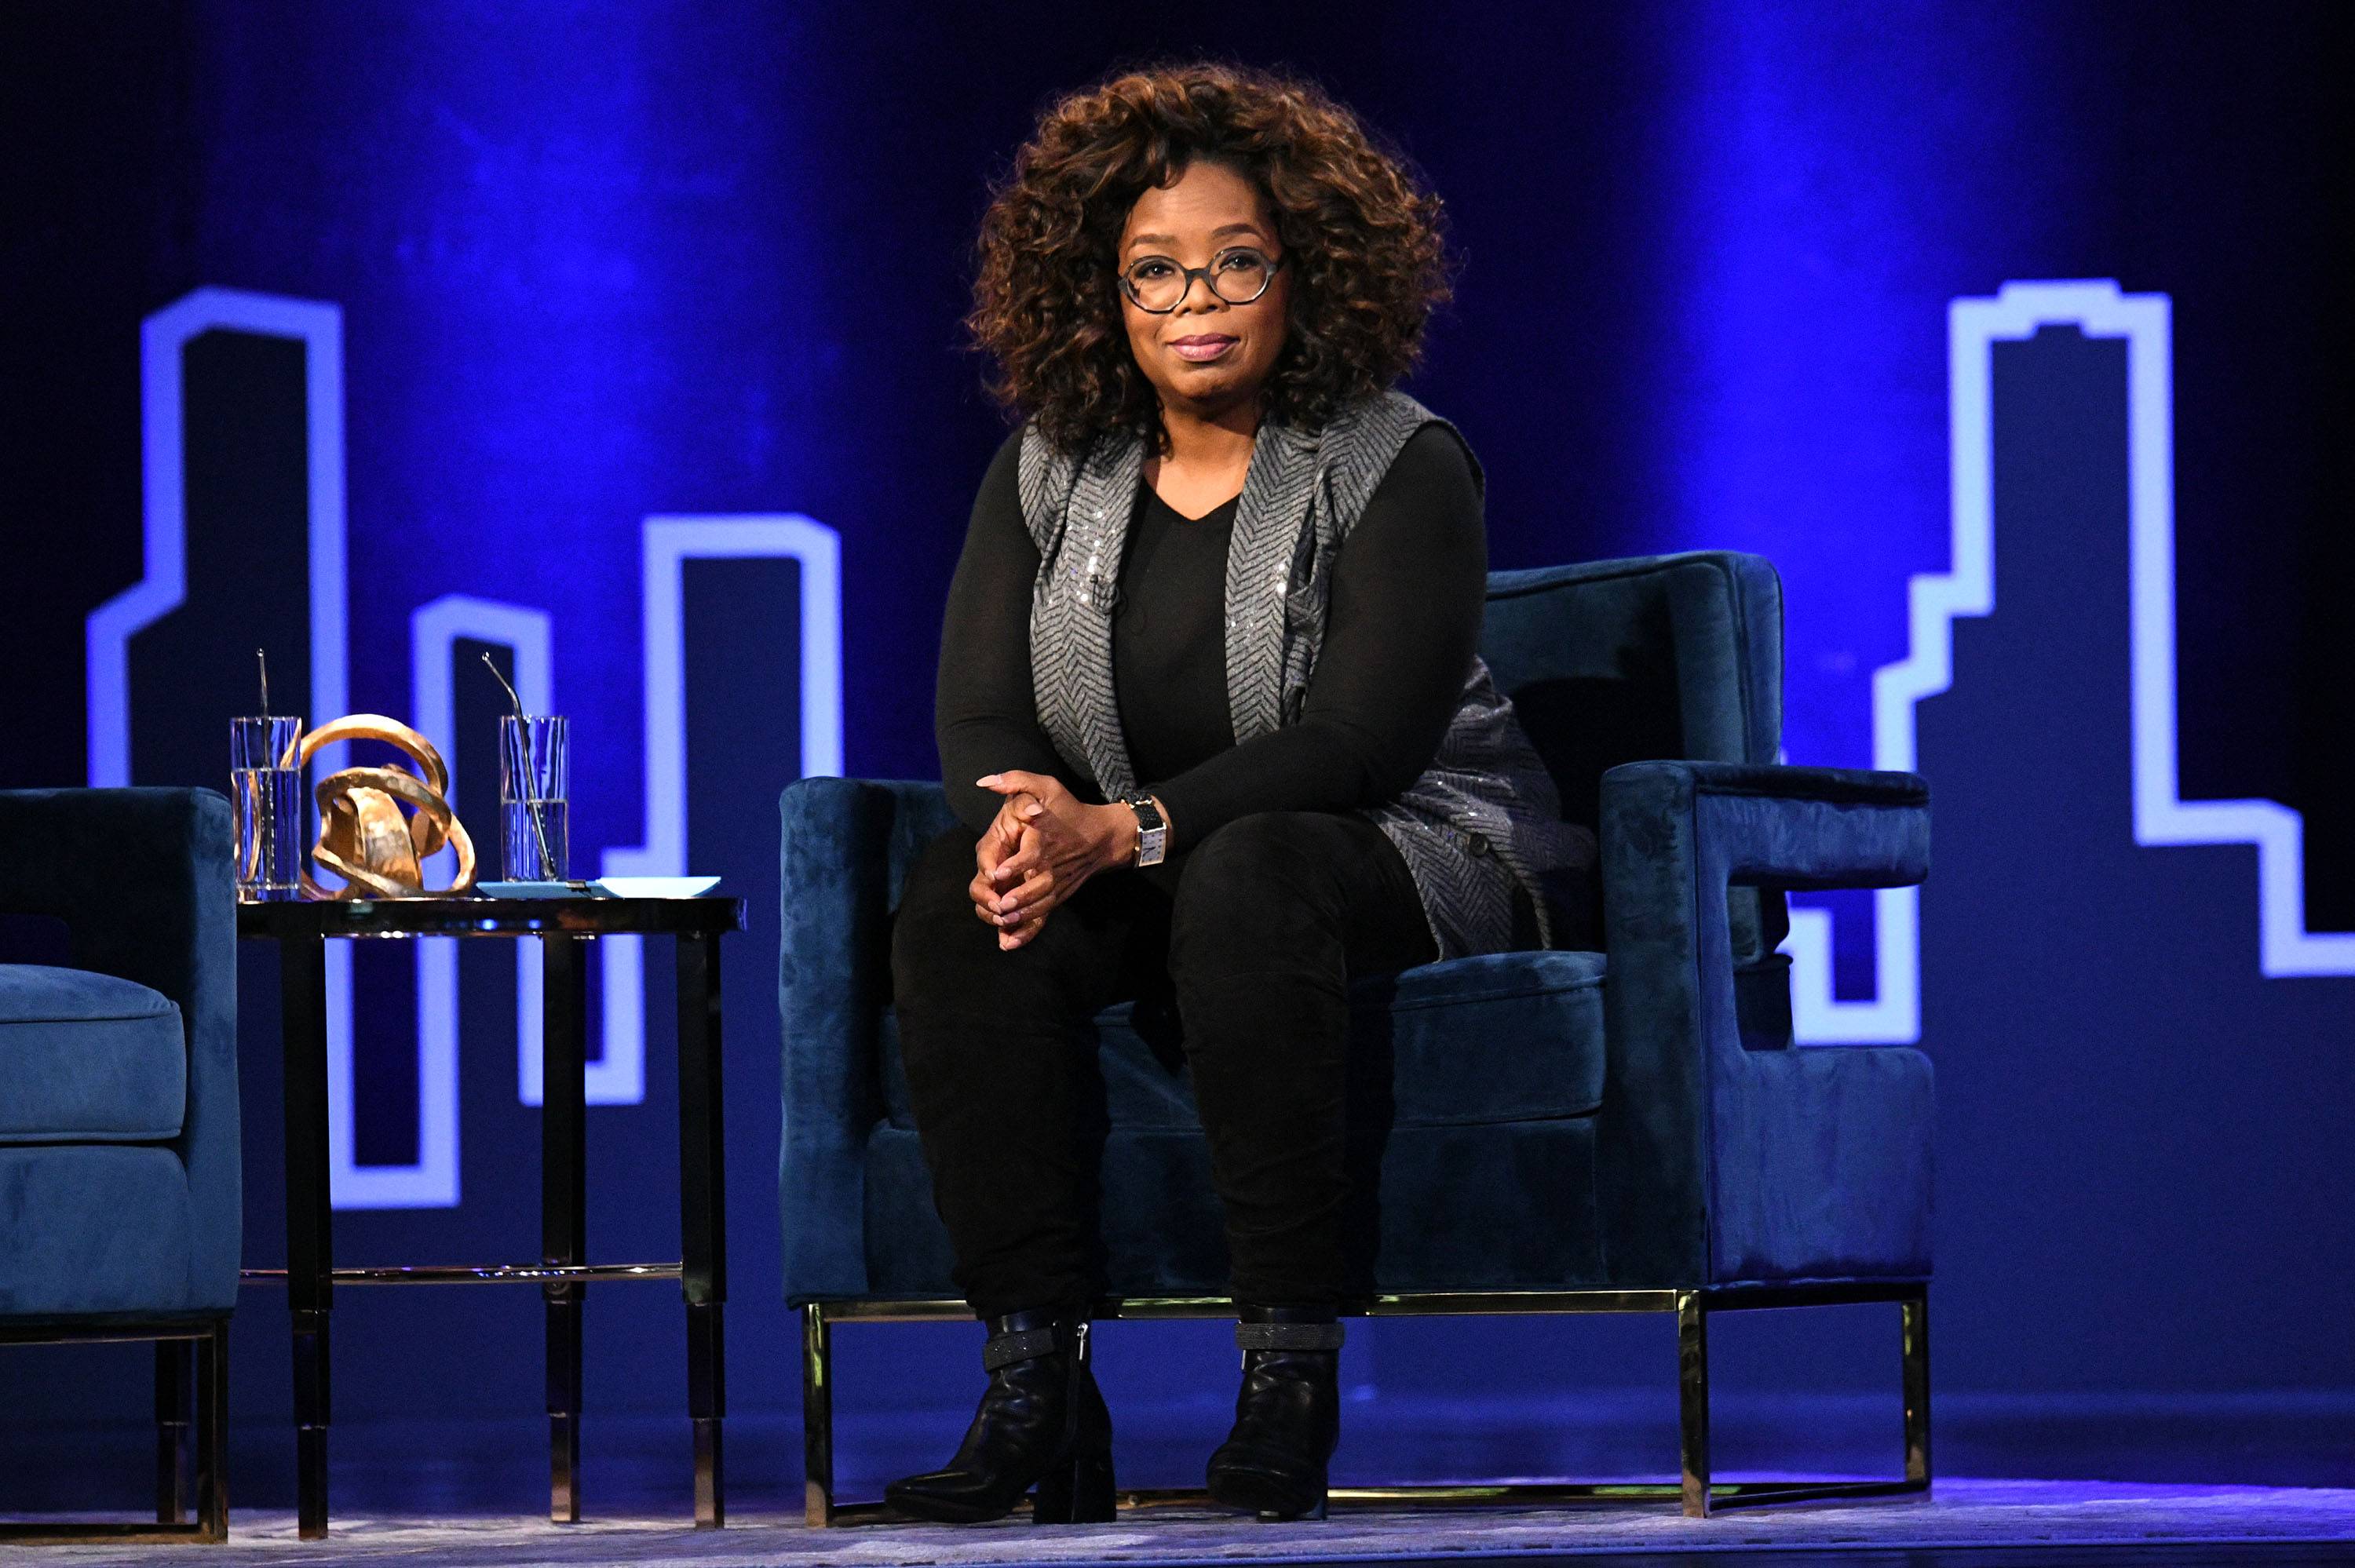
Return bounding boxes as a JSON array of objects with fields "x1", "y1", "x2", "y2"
[
  {"x1": 498, "y1": 715, "x2": 569, "y2": 881},
  {"x1": 231, "y1": 716, "x2": 305, "y2": 902}
]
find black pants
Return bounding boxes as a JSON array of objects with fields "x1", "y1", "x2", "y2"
[{"x1": 890, "y1": 810, "x2": 1437, "y2": 1318}]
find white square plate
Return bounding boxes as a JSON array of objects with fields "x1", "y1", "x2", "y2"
[{"x1": 590, "y1": 876, "x2": 721, "y2": 899}]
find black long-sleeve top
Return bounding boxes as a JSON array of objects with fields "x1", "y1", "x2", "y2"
[{"x1": 934, "y1": 424, "x2": 1486, "y2": 858}]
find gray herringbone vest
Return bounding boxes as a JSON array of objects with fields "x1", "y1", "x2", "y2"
[{"x1": 1017, "y1": 391, "x2": 1584, "y2": 959}]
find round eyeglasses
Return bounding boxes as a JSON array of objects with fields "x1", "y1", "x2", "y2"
[{"x1": 1118, "y1": 247, "x2": 1284, "y2": 313}]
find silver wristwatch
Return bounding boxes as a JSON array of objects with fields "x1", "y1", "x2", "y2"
[{"x1": 1123, "y1": 795, "x2": 1167, "y2": 867}]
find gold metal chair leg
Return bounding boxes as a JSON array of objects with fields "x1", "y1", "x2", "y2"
[
  {"x1": 801, "y1": 1304, "x2": 836, "y2": 1527},
  {"x1": 1676, "y1": 1290, "x2": 1711, "y2": 1518},
  {"x1": 1901, "y1": 1287, "x2": 1931, "y2": 1486}
]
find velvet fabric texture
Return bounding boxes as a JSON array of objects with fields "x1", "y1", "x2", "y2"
[
  {"x1": 0, "y1": 966, "x2": 187, "y2": 1143},
  {"x1": 0, "y1": 789, "x2": 239, "y2": 1322},
  {"x1": 779, "y1": 552, "x2": 1933, "y2": 1304}
]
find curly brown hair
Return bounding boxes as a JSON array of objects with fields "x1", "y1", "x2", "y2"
[{"x1": 969, "y1": 62, "x2": 1450, "y2": 454}]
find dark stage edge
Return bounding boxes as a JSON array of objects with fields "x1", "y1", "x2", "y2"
[{"x1": 9, "y1": 1482, "x2": 2355, "y2": 1566}]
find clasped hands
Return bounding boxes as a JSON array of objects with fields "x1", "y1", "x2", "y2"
[{"x1": 969, "y1": 771, "x2": 1154, "y2": 951}]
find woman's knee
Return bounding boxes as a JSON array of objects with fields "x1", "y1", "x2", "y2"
[
  {"x1": 890, "y1": 828, "x2": 993, "y2": 991},
  {"x1": 1170, "y1": 812, "x2": 1346, "y2": 957}
]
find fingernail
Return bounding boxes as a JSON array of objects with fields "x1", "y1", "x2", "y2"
[
  {"x1": 1020, "y1": 803, "x2": 1043, "y2": 819},
  {"x1": 977, "y1": 775, "x2": 999, "y2": 786}
]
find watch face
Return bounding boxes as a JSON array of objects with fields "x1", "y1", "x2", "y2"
[{"x1": 1126, "y1": 797, "x2": 1166, "y2": 866}]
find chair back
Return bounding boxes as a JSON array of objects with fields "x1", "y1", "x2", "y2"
[{"x1": 1480, "y1": 552, "x2": 1787, "y2": 964}]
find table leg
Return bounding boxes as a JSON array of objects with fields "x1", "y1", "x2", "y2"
[
  {"x1": 676, "y1": 931, "x2": 727, "y2": 1528},
  {"x1": 280, "y1": 933, "x2": 334, "y2": 1541},
  {"x1": 542, "y1": 933, "x2": 589, "y2": 1523}
]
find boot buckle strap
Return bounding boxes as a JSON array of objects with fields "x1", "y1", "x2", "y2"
[
  {"x1": 981, "y1": 1324, "x2": 1067, "y2": 1370},
  {"x1": 1235, "y1": 1322, "x2": 1345, "y2": 1351}
]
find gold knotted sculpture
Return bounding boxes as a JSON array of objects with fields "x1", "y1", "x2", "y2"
[{"x1": 280, "y1": 715, "x2": 476, "y2": 899}]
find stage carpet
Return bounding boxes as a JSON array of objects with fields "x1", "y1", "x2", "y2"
[{"x1": 13, "y1": 1481, "x2": 2355, "y2": 1566}]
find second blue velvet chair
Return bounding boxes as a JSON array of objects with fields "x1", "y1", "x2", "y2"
[
  {"x1": 780, "y1": 551, "x2": 1933, "y2": 1521},
  {"x1": 0, "y1": 787, "x2": 239, "y2": 1542}
]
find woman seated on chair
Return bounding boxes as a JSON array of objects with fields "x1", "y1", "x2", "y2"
[{"x1": 889, "y1": 60, "x2": 1593, "y2": 1526}]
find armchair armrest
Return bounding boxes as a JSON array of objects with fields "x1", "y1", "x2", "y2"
[
  {"x1": 1594, "y1": 761, "x2": 1931, "y2": 1284},
  {"x1": 777, "y1": 777, "x2": 957, "y2": 1303},
  {"x1": 0, "y1": 788, "x2": 240, "y2": 1309},
  {"x1": 1605, "y1": 760, "x2": 1930, "y2": 893}
]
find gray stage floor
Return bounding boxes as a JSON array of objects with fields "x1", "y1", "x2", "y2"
[{"x1": 11, "y1": 1480, "x2": 2355, "y2": 1566}]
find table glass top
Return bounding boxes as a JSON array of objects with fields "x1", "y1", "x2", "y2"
[{"x1": 237, "y1": 894, "x2": 743, "y2": 939}]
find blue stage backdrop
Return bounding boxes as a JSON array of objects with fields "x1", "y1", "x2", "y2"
[{"x1": 2, "y1": 0, "x2": 2350, "y2": 1508}]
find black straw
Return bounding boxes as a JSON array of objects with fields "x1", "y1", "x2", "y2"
[{"x1": 257, "y1": 648, "x2": 270, "y2": 718}]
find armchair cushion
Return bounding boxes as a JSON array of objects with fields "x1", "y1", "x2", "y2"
[
  {"x1": 875, "y1": 948, "x2": 1610, "y2": 1134},
  {"x1": 0, "y1": 1146, "x2": 196, "y2": 1318},
  {"x1": 0, "y1": 965, "x2": 185, "y2": 1143}
]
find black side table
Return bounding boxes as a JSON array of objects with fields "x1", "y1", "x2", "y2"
[{"x1": 238, "y1": 895, "x2": 743, "y2": 1538}]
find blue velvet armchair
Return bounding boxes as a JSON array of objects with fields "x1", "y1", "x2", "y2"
[
  {"x1": 1, "y1": 788, "x2": 237, "y2": 1542},
  {"x1": 780, "y1": 552, "x2": 1933, "y2": 1521}
]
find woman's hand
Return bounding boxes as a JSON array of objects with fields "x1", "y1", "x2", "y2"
[
  {"x1": 971, "y1": 770, "x2": 1142, "y2": 950},
  {"x1": 966, "y1": 790, "x2": 1037, "y2": 945}
]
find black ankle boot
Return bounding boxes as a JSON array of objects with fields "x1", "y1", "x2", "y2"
[
  {"x1": 885, "y1": 1309, "x2": 1115, "y2": 1525},
  {"x1": 1205, "y1": 1305, "x2": 1342, "y2": 1522}
]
